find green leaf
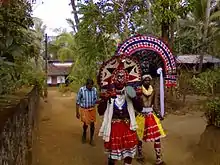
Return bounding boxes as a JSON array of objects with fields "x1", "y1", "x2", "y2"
[
  {"x1": 6, "y1": 36, "x2": 13, "y2": 48},
  {"x1": 210, "y1": 10, "x2": 220, "y2": 21}
]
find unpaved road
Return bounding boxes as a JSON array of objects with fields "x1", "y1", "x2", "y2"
[{"x1": 33, "y1": 89, "x2": 206, "y2": 165}]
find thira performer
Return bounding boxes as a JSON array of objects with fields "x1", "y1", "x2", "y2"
[
  {"x1": 136, "y1": 73, "x2": 166, "y2": 165},
  {"x1": 97, "y1": 57, "x2": 142, "y2": 165}
]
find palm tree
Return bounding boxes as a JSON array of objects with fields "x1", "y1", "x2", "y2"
[
  {"x1": 31, "y1": 17, "x2": 47, "y2": 69},
  {"x1": 66, "y1": 18, "x2": 77, "y2": 33},
  {"x1": 177, "y1": 0, "x2": 220, "y2": 71},
  {"x1": 54, "y1": 32, "x2": 77, "y2": 61}
]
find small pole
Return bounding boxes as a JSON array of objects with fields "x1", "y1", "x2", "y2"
[{"x1": 44, "y1": 33, "x2": 48, "y2": 99}]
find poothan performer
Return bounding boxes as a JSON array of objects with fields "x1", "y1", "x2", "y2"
[
  {"x1": 76, "y1": 79, "x2": 98, "y2": 146},
  {"x1": 97, "y1": 57, "x2": 142, "y2": 165},
  {"x1": 136, "y1": 68, "x2": 166, "y2": 165}
]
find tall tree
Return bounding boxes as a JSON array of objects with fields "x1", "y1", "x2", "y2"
[
  {"x1": 177, "y1": 0, "x2": 220, "y2": 70},
  {"x1": 0, "y1": 0, "x2": 44, "y2": 94},
  {"x1": 31, "y1": 17, "x2": 47, "y2": 68},
  {"x1": 70, "y1": 0, "x2": 80, "y2": 31},
  {"x1": 198, "y1": 0, "x2": 211, "y2": 72},
  {"x1": 152, "y1": 0, "x2": 193, "y2": 46}
]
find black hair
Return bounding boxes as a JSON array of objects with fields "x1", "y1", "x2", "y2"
[{"x1": 86, "y1": 78, "x2": 94, "y2": 85}]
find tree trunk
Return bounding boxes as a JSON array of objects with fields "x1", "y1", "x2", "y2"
[
  {"x1": 198, "y1": 0, "x2": 211, "y2": 73},
  {"x1": 70, "y1": 0, "x2": 80, "y2": 31},
  {"x1": 161, "y1": 0, "x2": 170, "y2": 44},
  {"x1": 121, "y1": 4, "x2": 129, "y2": 39},
  {"x1": 146, "y1": 0, "x2": 152, "y2": 34},
  {"x1": 161, "y1": 23, "x2": 169, "y2": 44},
  {"x1": 170, "y1": 23, "x2": 174, "y2": 50}
]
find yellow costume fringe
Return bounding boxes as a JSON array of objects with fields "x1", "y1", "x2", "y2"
[
  {"x1": 136, "y1": 114, "x2": 145, "y2": 139},
  {"x1": 136, "y1": 113, "x2": 166, "y2": 140},
  {"x1": 153, "y1": 113, "x2": 166, "y2": 137}
]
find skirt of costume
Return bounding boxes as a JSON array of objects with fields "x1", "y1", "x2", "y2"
[
  {"x1": 136, "y1": 112, "x2": 166, "y2": 142},
  {"x1": 80, "y1": 107, "x2": 96, "y2": 125},
  {"x1": 104, "y1": 120, "x2": 138, "y2": 160}
]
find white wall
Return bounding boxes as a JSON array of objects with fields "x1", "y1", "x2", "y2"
[
  {"x1": 57, "y1": 76, "x2": 65, "y2": 84},
  {"x1": 53, "y1": 63, "x2": 73, "y2": 67},
  {"x1": 47, "y1": 76, "x2": 52, "y2": 84}
]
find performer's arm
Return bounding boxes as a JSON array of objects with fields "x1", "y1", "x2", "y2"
[
  {"x1": 131, "y1": 96, "x2": 143, "y2": 112},
  {"x1": 97, "y1": 99, "x2": 108, "y2": 116},
  {"x1": 153, "y1": 90, "x2": 162, "y2": 119}
]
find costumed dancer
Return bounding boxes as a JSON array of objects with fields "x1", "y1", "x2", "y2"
[
  {"x1": 98, "y1": 58, "x2": 142, "y2": 165},
  {"x1": 136, "y1": 69, "x2": 166, "y2": 165},
  {"x1": 76, "y1": 79, "x2": 98, "y2": 146}
]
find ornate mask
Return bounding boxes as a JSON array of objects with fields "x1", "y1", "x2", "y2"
[{"x1": 112, "y1": 69, "x2": 128, "y2": 90}]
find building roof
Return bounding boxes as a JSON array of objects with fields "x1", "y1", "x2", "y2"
[
  {"x1": 176, "y1": 55, "x2": 220, "y2": 64},
  {"x1": 47, "y1": 63, "x2": 71, "y2": 76}
]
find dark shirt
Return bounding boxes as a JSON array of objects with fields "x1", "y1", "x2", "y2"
[{"x1": 97, "y1": 96, "x2": 142, "y2": 117}]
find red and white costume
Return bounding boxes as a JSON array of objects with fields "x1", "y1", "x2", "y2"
[{"x1": 97, "y1": 55, "x2": 142, "y2": 164}]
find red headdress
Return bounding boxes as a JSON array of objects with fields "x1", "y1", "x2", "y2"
[{"x1": 98, "y1": 54, "x2": 142, "y2": 98}]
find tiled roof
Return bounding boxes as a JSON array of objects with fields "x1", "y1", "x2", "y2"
[
  {"x1": 47, "y1": 63, "x2": 71, "y2": 76},
  {"x1": 176, "y1": 55, "x2": 220, "y2": 64}
]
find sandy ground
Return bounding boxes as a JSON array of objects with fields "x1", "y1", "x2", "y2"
[{"x1": 33, "y1": 89, "x2": 207, "y2": 165}]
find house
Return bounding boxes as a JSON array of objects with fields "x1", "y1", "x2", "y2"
[
  {"x1": 47, "y1": 60, "x2": 73, "y2": 86},
  {"x1": 176, "y1": 55, "x2": 220, "y2": 71}
]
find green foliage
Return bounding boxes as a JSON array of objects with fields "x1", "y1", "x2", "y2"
[
  {"x1": 176, "y1": 71, "x2": 193, "y2": 101},
  {"x1": 58, "y1": 84, "x2": 72, "y2": 94},
  {"x1": 152, "y1": 0, "x2": 194, "y2": 24},
  {"x1": 0, "y1": 0, "x2": 46, "y2": 95},
  {"x1": 206, "y1": 98, "x2": 220, "y2": 127},
  {"x1": 68, "y1": 83, "x2": 81, "y2": 93},
  {"x1": 50, "y1": 2, "x2": 119, "y2": 86},
  {"x1": 0, "y1": 58, "x2": 17, "y2": 94},
  {"x1": 191, "y1": 69, "x2": 220, "y2": 95},
  {"x1": 175, "y1": 0, "x2": 220, "y2": 55}
]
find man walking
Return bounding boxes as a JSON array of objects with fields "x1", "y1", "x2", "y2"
[{"x1": 76, "y1": 79, "x2": 98, "y2": 146}]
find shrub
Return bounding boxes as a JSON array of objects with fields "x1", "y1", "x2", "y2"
[
  {"x1": 177, "y1": 71, "x2": 194, "y2": 102},
  {"x1": 206, "y1": 98, "x2": 220, "y2": 127},
  {"x1": 191, "y1": 69, "x2": 220, "y2": 95},
  {"x1": 58, "y1": 84, "x2": 72, "y2": 93}
]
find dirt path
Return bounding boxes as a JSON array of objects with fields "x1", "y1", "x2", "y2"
[{"x1": 33, "y1": 89, "x2": 206, "y2": 165}]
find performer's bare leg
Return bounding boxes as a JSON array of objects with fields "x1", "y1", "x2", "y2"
[
  {"x1": 124, "y1": 156, "x2": 132, "y2": 165},
  {"x1": 154, "y1": 139, "x2": 164, "y2": 165},
  {"x1": 137, "y1": 140, "x2": 144, "y2": 161},
  {"x1": 108, "y1": 157, "x2": 115, "y2": 165},
  {"x1": 82, "y1": 123, "x2": 87, "y2": 143}
]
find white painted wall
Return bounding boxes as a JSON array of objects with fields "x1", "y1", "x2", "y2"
[
  {"x1": 47, "y1": 76, "x2": 52, "y2": 84},
  {"x1": 57, "y1": 76, "x2": 65, "y2": 84},
  {"x1": 53, "y1": 62, "x2": 73, "y2": 67}
]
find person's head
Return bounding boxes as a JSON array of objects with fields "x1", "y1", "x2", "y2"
[
  {"x1": 113, "y1": 69, "x2": 127, "y2": 90},
  {"x1": 142, "y1": 75, "x2": 152, "y2": 88},
  {"x1": 86, "y1": 78, "x2": 94, "y2": 90}
]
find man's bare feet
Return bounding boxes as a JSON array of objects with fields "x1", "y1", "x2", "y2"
[
  {"x1": 82, "y1": 135, "x2": 86, "y2": 144},
  {"x1": 89, "y1": 140, "x2": 95, "y2": 146}
]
